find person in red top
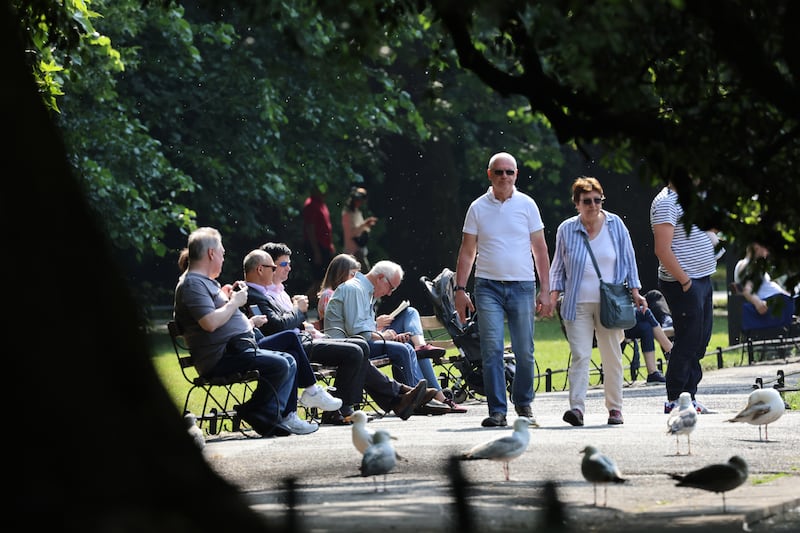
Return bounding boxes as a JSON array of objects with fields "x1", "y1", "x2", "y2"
[{"x1": 302, "y1": 185, "x2": 336, "y2": 304}]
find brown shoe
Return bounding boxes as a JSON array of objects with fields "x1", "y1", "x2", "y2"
[
  {"x1": 392, "y1": 380, "x2": 428, "y2": 420},
  {"x1": 422, "y1": 388, "x2": 439, "y2": 405},
  {"x1": 414, "y1": 399, "x2": 451, "y2": 416}
]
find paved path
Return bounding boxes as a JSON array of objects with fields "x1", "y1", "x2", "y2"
[{"x1": 201, "y1": 358, "x2": 800, "y2": 532}]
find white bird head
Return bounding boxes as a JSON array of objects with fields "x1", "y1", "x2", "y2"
[
  {"x1": 351, "y1": 410, "x2": 369, "y2": 426},
  {"x1": 677, "y1": 392, "x2": 692, "y2": 410},
  {"x1": 183, "y1": 412, "x2": 198, "y2": 428},
  {"x1": 513, "y1": 417, "x2": 532, "y2": 432}
]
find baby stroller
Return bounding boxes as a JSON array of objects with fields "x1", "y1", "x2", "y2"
[{"x1": 420, "y1": 268, "x2": 516, "y2": 404}]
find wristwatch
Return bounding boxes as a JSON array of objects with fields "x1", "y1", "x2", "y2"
[{"x1": 454, "y1": 285, "x2": 467, "y2": 292}]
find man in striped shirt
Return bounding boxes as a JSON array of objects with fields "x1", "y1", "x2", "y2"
[{"x1": 651, "y1": 182, "x2": 718, "y2": 415}]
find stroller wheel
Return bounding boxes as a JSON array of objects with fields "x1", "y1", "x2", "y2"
[{"x1": 453, "y1": 388, "x2": 468, "y2": 404}]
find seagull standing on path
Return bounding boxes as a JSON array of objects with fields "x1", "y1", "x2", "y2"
[
  {"x1": 351, "y1": 410, "x2": 405, "y2": 462},
  {"x1": 360, "y1": 429, "x2": 397, "y2": 492},
  {"x1": 669, "y1": 455, "x2": 748, "y2": 512},
  {"x1": 351, "y1": 410, "x2": 375, "y2": 454},
  {"x1": 727, "y1": 387, "x2": 785, "y2": 441},
  {"x1": 667, "y1": 392, "x2": 697, "y2": 455},
  {"x1": 184, "y1": 412, "x2": 205, "y2": 450},
  {"x1": 580, "y1": 445, "x2": 626, "y2": 507},
  {"x1": 459, "y1": 417, "x2": 531, "y2": 481}
]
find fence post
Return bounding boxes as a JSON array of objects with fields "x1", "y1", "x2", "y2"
[
  {"x1": 545, "y1": 368, "x2": 552, "y2": 392},
  {"x1": 716, "y1": 347, "x2": 723, "y2": 369}
]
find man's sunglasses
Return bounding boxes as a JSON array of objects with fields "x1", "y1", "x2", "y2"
[{"x1": 491, "y1": 169, "x2": 516, "y2": 176}]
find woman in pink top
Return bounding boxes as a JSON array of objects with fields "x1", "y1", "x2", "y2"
[{"x1": 316, "y1": 254, "x2": 362, "y2": 331}]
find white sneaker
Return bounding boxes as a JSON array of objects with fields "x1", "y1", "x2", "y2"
[
  {"x1": 299, "y1": 385, "x2": 343, "y2": 411},
  {"x1": 282, "y1": 411, "x2": 319, "y2": 435},
  {"x1": 692, "y1": 399, "x2": 709, "y2": 414}
]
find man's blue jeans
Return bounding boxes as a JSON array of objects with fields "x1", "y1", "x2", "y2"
[
  {"x1": 474, "y1": 278, "x2": 536, "y2": 415},
  {"x1": 210, "y1": 344, "x2": 296, "y2": 424},
  {"x1": 368, "y1": 339, "x2": 424, "y2": 387},
  {"x1": 386, "y1": 306, "x2": 441, "y2": 391}
]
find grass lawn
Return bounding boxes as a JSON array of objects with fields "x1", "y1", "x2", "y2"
[{"x1": 149, "y1": 313, "x2": 798, "y2": 417}]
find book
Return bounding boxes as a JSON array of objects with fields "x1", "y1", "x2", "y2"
[{"x1": 388, "y1": 299, "x2": 410, "y2": 320}]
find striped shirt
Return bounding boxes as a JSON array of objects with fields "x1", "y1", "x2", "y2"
[
  {"x1": 650, "y1": 186, "x2": 717, "y2": 281},
  {"x1": 549, "y1": 211, "x2": 642, "y2": 321}
]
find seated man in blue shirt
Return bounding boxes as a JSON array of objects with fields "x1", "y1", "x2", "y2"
[
  {"x1": 325, "y1": 260, "x2": 455, "y2": 415},
  {"x1": 242, "y1": 248, "x2": 430, "y2": 424}
]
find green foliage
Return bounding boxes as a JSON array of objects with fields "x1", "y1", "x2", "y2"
[
  {"x1": 11, "y1": 0, "x2": 119, "y2": 112},
  {"x1": 17, "y1": 0, "x2": 569, "y2": 310},
  {"x1": 421, "y1": 0, "x2": 800, "y2": 285},
  {"x1": 16, "y1": 0, "x2": 800, "y2": 309}
]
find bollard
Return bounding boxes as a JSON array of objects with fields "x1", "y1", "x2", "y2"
[
  {"x1": 716, "y1": 347, "x2": 724, "y2": 369},
  {"x1": 545, "y1": 368, "x2": 553, "y2": 392}
]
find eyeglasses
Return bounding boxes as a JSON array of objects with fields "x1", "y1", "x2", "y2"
[
  {"x1": 581, "y1": 197, "x2": 605, "y2": 205},
  {"x1": 384, "y1": 276, "x2": 397, "y2": 294},
  {"x1": 491, "y1": 169, "x2": 516, "y2": 176},
  {"x1": 278, "y1": 261, "x2": 291, "y2": 267},
  {"x1": 260, "y1": 264, "x2": 277, "y2": 271}
]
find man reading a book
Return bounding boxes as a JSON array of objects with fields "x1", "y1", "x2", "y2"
[{"x1": 326, "y1": 260, "x2": 466, "y2": 414}]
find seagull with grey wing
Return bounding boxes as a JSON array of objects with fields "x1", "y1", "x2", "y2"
[
  {"x1": 727, "y1": 387, "x2": 785, "y2": 442},
  {"x1": 580, "y1": 445, "x2": 626, "y2": 507},
  {"x1": 360, "y1": 429, "x2": 397, "y2": 492},
  {"x1": 459, "y1": 417, "x2": 531, "y2": 481},
  {"x1": 667, "y1": 392, "x2": 697, "y2": 455},
  {"x1": 669, "y1": 455, "x2": 748, "y2": 512}
]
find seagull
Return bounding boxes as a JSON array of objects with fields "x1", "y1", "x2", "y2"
[
  {"x1": 459, "y1": 417, "x2": 531, "y2": 481},
  {"x1": 727, "y1": 387, "x2": 785, "y2": 441},
  {"x1": 669, "y1": 455, "x2": 748, "y2": 512},
  {"x1": 580, "y1": 445, "x2": 626, "y2": 507},
  {"x1": 667, "y1": 392, "x2": 697, "y2": 455},
  {"x1": 351, "y1": 410, "x2": 405, "y2": 461},
  {"x1": 184, "y1": 412, "x2": 205, "y2": 450},
  {"x1": 351, "y1": 410, "x2": 375, "y2": 454},
  {"x1": 360, "y1": 429, "x2": 397, "y2": 492}
]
